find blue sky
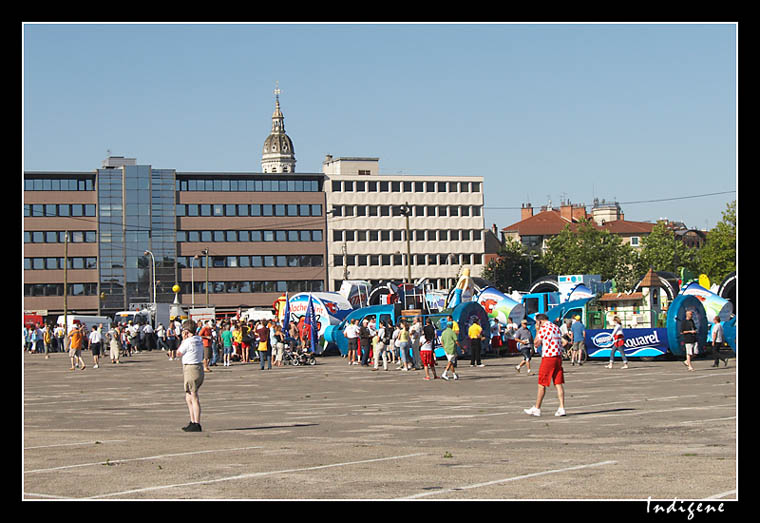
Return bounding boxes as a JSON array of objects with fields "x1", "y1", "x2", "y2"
[{"x1": 23, "y1": 22, "x2": 737, "y2": 231}]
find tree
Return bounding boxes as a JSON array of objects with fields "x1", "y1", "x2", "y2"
[
  {"x1": 635, "y1": 221, "x2": 699, "y2": 276},
  {"x1": 481, "y1": 238, "x2": 547, "y2": 292},
  {"x1": 543, "y1": 219, "x2": 638, "y2": 290},
  {"x1": 698, "y1": 200, "x2": 736, "y2": 283}
]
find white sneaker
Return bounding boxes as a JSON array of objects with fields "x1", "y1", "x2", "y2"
[
  {"x1": 441, "y1": 374, "x2": 450, "y2": 380},
  {"x1": 621, "y1": 363, "x2": 629, "y2": 369},
  {"x1": 93, "y1": 364, "x2": 99, "y2": 369},
  {"x1": 523, "y1": 406, "x2": 541, "y2": 417},
  {"x1": 555, "y1": 408, "x2": 566, "y2": 417},
  {"x1": 515, "y1": 365, "x2": 522, "y2": 373},
  {"x1": 606, "y1": 363, "x2": 613, "y2": 369},
  {"x1": 478, "y1": 364, "x2": 485, "y2": 367},
  {"x1": 453, "y1": 373, "x2": 459, "y2": 380}
]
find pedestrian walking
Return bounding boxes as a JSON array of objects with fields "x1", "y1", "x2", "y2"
[
  {"x1": 166, "y1": 320, "x2": 179, "y2": 361},
  {"x1": 87, "y1": 325, "x2": 102, "y2": 369},
  {"x1": 514, "y1": 319, "x2": 534, "y2": 375},
  {"x1": 273, "y1": 324, "x2": 285, "y2": 367},
  {"x1": 606, "y1": 316, "x2": 629, "y2": 369},
  {"x1": 344, "y1": 319, "x2": 359, "y2": 365},
  {"x1": 410, "y1": 316, "x2": 423, "y2": 370},
  {"x1": 256, "y1": 321, "x2": 271, "y2": 370},
  {"x1": 43, "y1": 324, "x2": 53, "y2": 359},
  {"x1": 107, "y1": 322, "x2": 122, "y2": 364},
  {"x1": 221, "y1": 322, "x2": 234, "y2": 367},
  {"x1": 359, "y1": 319, "x2": 372, "y2": 366},
  {"x1": 68, "y1": 323, "x2": 86, "y2": 371},
  {"x1": 468, "y1": 318, "x2": 485, "y2": 367},
  {"x1": 570, "y1": 315, "x2": 586, "y2": 366},
  {"x1": 421, "y1": 318, "x2": 438, "y2": 380},
  {"x1": 397, "y1": 321, "x2": 412, "y2": 371},
  {"x1": 524, "y1": 313, "x2": 566, "y2": 417},
  {"x1": 372, "y1": 321, "x2": 390, "y2": 371},
  {"x1": 440, "y1": 319, "x2": 460, "y2": 381},
  {"x1": 681, "y1": 310, "x2": 698, "y2": 372},
  {"x1": 177, "y1": 319, "x2": 204, "y2": 432},
  {"x1": 710, "y1": 316, "x2": 729, "y2": 367},
  {"x1": 199, "y1": 320, "x2": 214, "y2": 372}
]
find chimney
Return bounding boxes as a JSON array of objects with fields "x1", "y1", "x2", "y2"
[
  {"x1": 521, "y1": 203, "x2": 533, "y2": 220},
  {"x1": 572, "y1": 204, "x2": 587, "y2": 222},
  {"x1": 560, "y1": 201, "x2": 573, "y2": 221},
  {"x1": 492, "y1": 223, "x2": 498, "y2": 235}
]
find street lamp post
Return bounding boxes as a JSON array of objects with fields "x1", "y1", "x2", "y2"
[
  {"x1": 202, "y1": 248, "x2": 209, "y2": 307},
  {"x1": 144, "y1": 250, "x2": 156, "y2": 324},
  {"x1": 191, "y1": 254, "x2": 199, "y2": 306}
]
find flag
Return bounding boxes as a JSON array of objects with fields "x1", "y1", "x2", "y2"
[
  {"x1": 304, "y1": 293, "x2": 317, "y2": 353},
  {"x1": 281, "y1": 292, "x2": 290, "y2": 331}
]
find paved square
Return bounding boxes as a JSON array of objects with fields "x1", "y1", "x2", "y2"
[{"x1": 23, "y1": 350, "x2": 736, "y2": 501}]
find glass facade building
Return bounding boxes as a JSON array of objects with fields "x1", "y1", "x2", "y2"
[{"x1": 24, "y1": 158, "x2": 328, "y2": 320}]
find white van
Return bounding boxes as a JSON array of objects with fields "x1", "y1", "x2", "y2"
[{"x1": 57, "y1": 314, "x2": 110, "y2": 332}]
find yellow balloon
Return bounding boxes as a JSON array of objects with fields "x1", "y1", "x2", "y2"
[{"x1": 172, "y1": 284, "x2": 181, "y2": 293}]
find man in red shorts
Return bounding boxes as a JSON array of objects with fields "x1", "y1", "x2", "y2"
[{"x1": 523, "y1": 314, "x2": 566, "y2": 417}]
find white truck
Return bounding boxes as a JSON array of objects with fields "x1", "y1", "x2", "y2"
[
  {"x1": 114, "y1": 303, "x2": 173, "y2": 328},
  {"x1": 56, "y1": 314, "x2": 110, "y2": 332}
]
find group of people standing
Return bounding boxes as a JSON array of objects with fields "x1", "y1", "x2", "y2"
[{"x1": 341, "y1": 315, "x2": 490, "y2": 381}]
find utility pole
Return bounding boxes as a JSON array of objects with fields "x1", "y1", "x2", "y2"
[
  {"x1": 341, "y1": 242, "x2": 348, "y2": 281},
  {"x1": 203, "y1": 248, "x2": 209, "y2": 307},
  {"x1": 63, "y1": 231, "x2": 68, "y2": 332},
  {"x1": 402, "y1": 203, "x2": 412, "y2": 285}
]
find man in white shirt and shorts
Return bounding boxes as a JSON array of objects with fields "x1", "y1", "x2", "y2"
[{"x1": 177, "y1": 320, "x2": 205, "y2": 432}]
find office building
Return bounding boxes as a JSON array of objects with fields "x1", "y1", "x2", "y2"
[{"x1": 323, "y1": 156, "x2": 486, "y2": 291}]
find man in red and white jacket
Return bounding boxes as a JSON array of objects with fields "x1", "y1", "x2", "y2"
[{"x1": 524, "y1": 314, "x2": 566, "y2": 417}]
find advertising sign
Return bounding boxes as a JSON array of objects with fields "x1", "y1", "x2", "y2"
[{"x1": 586, "y1": 327, "x2": 668, "y2": 358}]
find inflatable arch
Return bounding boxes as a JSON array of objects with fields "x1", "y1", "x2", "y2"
[
  {"x1": 717, "y1": 271, "x2": 736, "y2": 315},
  {"x1": 666, "y1": 294, "x2": 708, "y2": 357}
]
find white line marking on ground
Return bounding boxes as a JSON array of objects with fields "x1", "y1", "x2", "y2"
[
  {"x1": 83, "y1": 453, "x2": 426, "y2": 499},
  {"x1": 24, "y1": 440, "x2": 127, "y2": 450},
  {"x1": 24, "y1": 446, "x2": 264, "y2": 474},
  {"x1": 396, "y1": 460, "x2": 618, "y2": 500}
]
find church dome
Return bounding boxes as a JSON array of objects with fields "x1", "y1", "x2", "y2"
[{"x1": 261, "y1": 83, "x2": 296, "y2": 173}]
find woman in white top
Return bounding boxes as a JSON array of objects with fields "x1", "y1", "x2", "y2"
[{"x1": 606, "y1": 316, "x2": 629, "y2": 369}]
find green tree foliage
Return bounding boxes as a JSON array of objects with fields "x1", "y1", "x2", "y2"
[
  {"x1": 543, "y1": 219, "x2": 638, "y2": 291},
  {"x1": 635, "y1": 221, "x2": 699, "y2": 276},
  {"x1": 697, "y1": 200, "x2": 736, "y2": 283},
  {"x1": 481, "y1": 238, "x2": 547, "y2": 292}
]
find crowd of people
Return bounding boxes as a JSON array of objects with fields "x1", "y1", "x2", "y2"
[{"x1": 24, "y1": 308, "x2": 734, "y2": 430}]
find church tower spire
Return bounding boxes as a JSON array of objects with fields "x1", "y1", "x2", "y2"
[{"x1": 262, "y1": 82, "x2": 296, "y2": 173}]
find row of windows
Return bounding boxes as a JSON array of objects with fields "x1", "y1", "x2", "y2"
[
  {"x1": 177, "y1": 255, "x2": 323, "y2": 269},
  {"x1": 332, "y1": 229, "x2": 483, "y2": 242},
  {"x1": 24, "y1": 204, "x2": 97, "y2": 218},
  {"x1": 177, "y1": 178, "x2": 320, "y2": 193},
  {"x1": 177, "y1": 279, "x2": 324, "y2": 295},
  {"x1": 24, "y1": 257, "x2": 97, "y2": 270},
  {"x1": 334, "y1": 253, "x2": 483, "y2": 267},
  {"x1": 178, "y1": 229, "x2": 323, "y2": 243},
  {"x1": 332, "y1": 204, "x2": 481, "y2": 218},
  {"x1": 331, "y1": 180, "x2": 481, "y2": 194},
  {"x1": 25, "y1": 231, "x2": 97, "y2": 243},
  {"x1": 24, "y1": 178, "x2": 95, "y2": 191},
  {"x1": 177, "y1": 203, "x2": 322, "y2": 218},
  {"x1": 24, "y1": 283, "x2": 99, "y2": 297}
]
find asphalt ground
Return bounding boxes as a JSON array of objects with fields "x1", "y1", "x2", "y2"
[{"x1": 22, "y1": 349, "x2": 738, "y2": 503}]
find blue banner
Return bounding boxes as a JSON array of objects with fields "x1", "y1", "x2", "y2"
[{"x1": 586, "y1": 328, "x2": 669, "y2": 358}]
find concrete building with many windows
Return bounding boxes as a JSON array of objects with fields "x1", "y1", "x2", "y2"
[{"x1": 322, "y1": 156, "x2": 486, "y2": 291}]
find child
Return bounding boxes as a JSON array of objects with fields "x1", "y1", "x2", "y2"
[{"x1": 421, "y1": 318, "x2": 438, "y2": 380}]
